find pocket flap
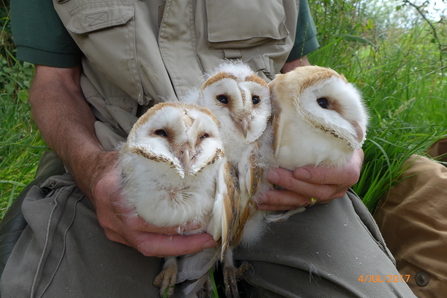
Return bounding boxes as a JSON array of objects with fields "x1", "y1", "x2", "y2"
[
  {"x1": 67, "y1": 2, "x2": 134, "y2": 34},
  {"x1": 206, "y1": 0, "x2": 288, "y2": 48}
]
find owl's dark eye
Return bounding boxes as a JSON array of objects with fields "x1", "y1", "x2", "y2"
[
  {"x1": 216, "y1": 94, "x2": 229, "y2": 104},
  {"x1": 200, "y1": 133, "x2": 210, "y2": 139},
  {"x1": 155, "y1": 129, "x2": 168, "y2": 137},
  {"x1": 317, "y1": 97, "x2": 329, "y2": 109},
  {"x1": 252, "y1": 95, "x2": 261, "y2": 105}
]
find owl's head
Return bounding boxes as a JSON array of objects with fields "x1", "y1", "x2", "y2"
[
  {"x1": 199, "y1": 61, "x2": 271, "y2": 144},
  {"x1": 270, "y1": 66, "x2": 368, "y2": 150},
  {"x1": 123, "y1": 102, "x2": 225, "y2": 177}
]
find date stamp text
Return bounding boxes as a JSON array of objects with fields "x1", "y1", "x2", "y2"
[{"x1": 358, "y1": 275, "x2": 411, "y2": 283}]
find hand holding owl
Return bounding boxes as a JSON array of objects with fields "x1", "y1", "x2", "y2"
[
  {"x1": 76, "y1": 150, "x2": 217, "y2": 259},
  {"x1": 263, "y1": 65, "x2": 367, "y2": 221},
  {"x1": 258, "y1": 148, "x2": 364, "y2": 210}
]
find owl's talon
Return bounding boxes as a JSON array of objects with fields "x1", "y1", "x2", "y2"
[
  {"x1": 224, "y1": 261, "x2": 252, "y2": 298},
  {"x1": 196, "y1": 277, "x2": 213, "y2": 298},
  {"x1": 153, "y1": 258, "x2": 178, "y2": 298}
]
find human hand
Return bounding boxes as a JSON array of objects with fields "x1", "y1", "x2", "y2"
[
  {"x1": 281, "y1": 56, "x2": 311, "y2": 73},
  {"x1": 257, "y1": 149, "x2": 364, "y2": 210},
  {"x1": 88, "y1": 151, "x2": 217, "y2": 258}
]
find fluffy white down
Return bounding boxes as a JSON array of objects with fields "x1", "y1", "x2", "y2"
[
  {"x1": 120, "y1": 151, "x2": 223, "y2": 229},
  {"x1": 275, "y1": 112, "x2": 355, "y2": 170},
  {"x1": 209, "y1": 61, "x2": 255, "y2": 81},
  {"x1": 120, "y1": 103, "x2": 227, "y2": 232},
  {"x1": 275, "y1": 75, "x2": 368, "y2": 170},
  {"x1": 194, "y1": 62, "x2": 275, "y2": 247},
  {"x1": 238, "y1": 124, "x2": 277, "y2": 246}
]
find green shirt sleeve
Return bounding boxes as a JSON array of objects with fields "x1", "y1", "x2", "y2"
[
  {"x1": 287, "y1": 0, "x2": 320, "y2": 62},
  {"x1": 11, "y1": 0, "x2": 82, "y2": 67}
]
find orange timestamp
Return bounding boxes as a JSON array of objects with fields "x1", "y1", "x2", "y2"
[{"x1": 358, "y1": 275, "x2": 411, "y2": 283}]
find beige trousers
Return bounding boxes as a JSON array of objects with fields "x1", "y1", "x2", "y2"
[{"x1": 375, "y1": 155, "x2": 447, "y2": 298}]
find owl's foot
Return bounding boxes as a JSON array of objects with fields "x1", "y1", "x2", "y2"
[
  {"x1": 153, "y1": 257, "x2": 178, "y2": 298},
  {"x1": 196, "y1": 277, "x2": 213, "y2": 298},
  {"x1": 224, "y1": 261, "x2": 252, "y2": 298}
]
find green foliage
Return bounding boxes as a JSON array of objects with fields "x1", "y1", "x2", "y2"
[
  {"x1": 0, "y1": 13, "x2": 46, "y2": 218},
  {"x1": 309, "y1": 0, "x2": 447, "y2": 212}
]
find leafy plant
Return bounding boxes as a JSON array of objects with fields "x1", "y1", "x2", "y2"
[{"x1": 309, "y1": 0, "x2": 447, "y2": 212}]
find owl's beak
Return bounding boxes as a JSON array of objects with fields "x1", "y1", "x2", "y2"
[
  {"x1": 179, "y1": 145, "x2": 194, "y2": 174},
  {"x1": 237, "y1": 118, "x2": 249, "y2": 138}
]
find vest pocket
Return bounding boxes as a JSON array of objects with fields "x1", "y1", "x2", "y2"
[
  {"x1": 64, "y1": 2, "x2": 146, "y2": 104},
  {"x1": 205, "y1": 0, "x2": 289, "y2": 49},
  {"x1": 66, "y1": 3, "x2": 133, "y2": 34}
]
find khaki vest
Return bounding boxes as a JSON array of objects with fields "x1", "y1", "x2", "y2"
[{"x1": 52, "y1": 0, "x2": 299, "y2": 150}]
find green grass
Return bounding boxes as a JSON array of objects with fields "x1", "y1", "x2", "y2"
[
  {"x1": 1, "y1": 1, "x2": 446, "y2": 218},
  {"x1": 0, "y1": 52, "x2": 46, "y2": 218},
  {"x1": 306, "y1": 0, "x2": 447, "y2": 212},
  {"x1": 1, "y1": 5, "x2": 46, "y2": 218},
  {"x1": 308, "y1": 34, "x2": 447, "y2": 211}
]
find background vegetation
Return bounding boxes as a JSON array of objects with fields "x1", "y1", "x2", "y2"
[
  {"x1": 1, "y1": 0, "x2": 45, "y2": 218},
  {"x1": 306, "y1": 0, "x2": 446, "y2": 211},
  {"x1": 0, "y1": 0, "x2": 446, "y2": 220}
]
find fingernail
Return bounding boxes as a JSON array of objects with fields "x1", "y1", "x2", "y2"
[
  {"x1": 267, "y1": 169, "x2": 279, "y2": 183},
  {"x1": 294, "y1": 168, "x2": 311, "y2": 180},
  {"x1": 202, "y1": 239, "x2": 217, "y2": 250}
]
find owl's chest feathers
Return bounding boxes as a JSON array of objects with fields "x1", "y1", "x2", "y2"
[
  {"x1": 122, "y1": 156, "x2": 220, "y2": 227},
  {"x1": 221, "y1": 133, "x2": 254, "y2": 166},
  {"x1": 277, "y1": 118, "x2": 354, "y2": 169}
]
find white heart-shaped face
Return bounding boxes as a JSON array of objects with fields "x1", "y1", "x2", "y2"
[
  {"x1": 125, "y1": 102, "x2": 225, "y2": 177},
  {"x1": 199, "y1": 62, "x2": 271, "y2": 144},
  {"x1": 273, "y1": 66, "x2": 368, "y2": 149},
  {"x1": 271, "y1": 66, "x2": 369, "y2": 168}
]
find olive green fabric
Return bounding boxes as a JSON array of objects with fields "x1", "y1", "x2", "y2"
[
  {"x1": 287, "y1": 0, "x2": 319, "y2": 61},
  {"x1": 0, "y1": 170, "x2": 417, "y2": 297},
  {"x1": 46, "y1": 0, "x2": 302, "y2": 151},
  {"x1": 11, "y1": 0, "x2": 81, "y2": 67},
  {"x1": 0, "y1": 152, "x2": 65, "y2": 279}
]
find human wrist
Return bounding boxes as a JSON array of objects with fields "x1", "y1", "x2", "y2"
[{"x1": 67, "y1": 148, "x2": 119, "y2": 203}]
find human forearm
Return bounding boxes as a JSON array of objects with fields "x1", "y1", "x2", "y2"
[
  {"x1": 29, "y1": 65, "x2": 108, "y2": 200},
  {"x1": 29, "y1": 65, "x2": 216, "y2": 256}
]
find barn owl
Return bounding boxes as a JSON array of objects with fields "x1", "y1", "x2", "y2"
[
  {"x1": 183, "y1": 61, "x2": 274, "y2": 297},
  {"x1": 119, "y1": 102, "x2": 236, "y2": 297},
  {"x1": 268, "y1": 65, "x2": 368, "y2": 221}
]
